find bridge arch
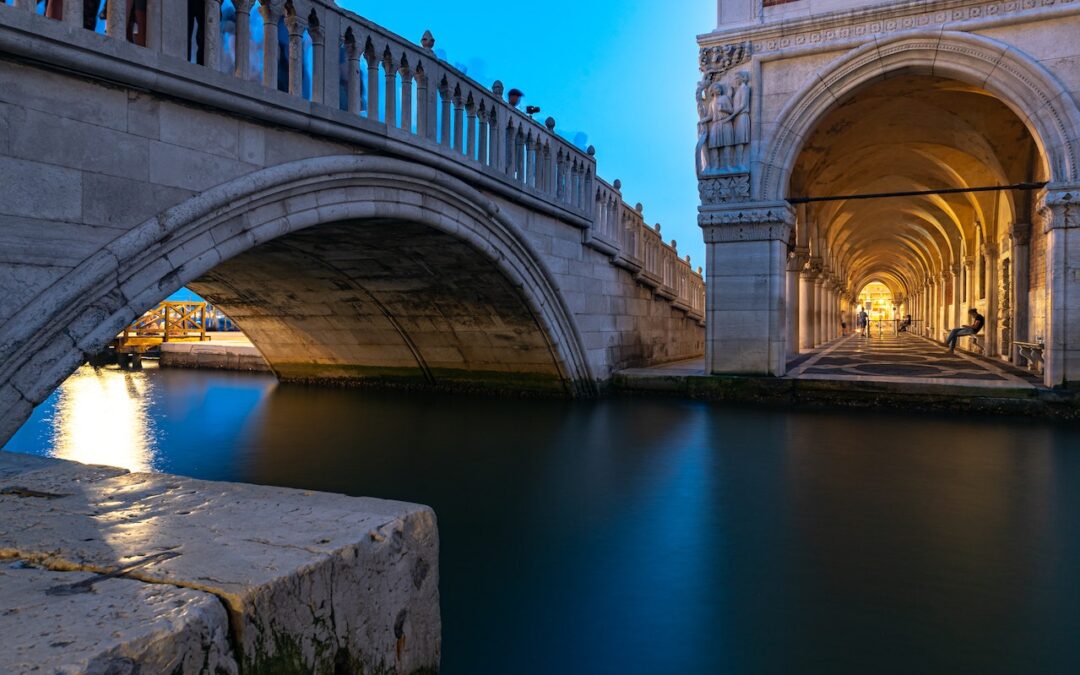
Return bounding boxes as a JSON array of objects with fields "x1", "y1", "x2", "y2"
[
  {"x1": 0, "y1": 155, "x2": 595, "y2": 442},
  {"x1": 761, "y1": 30, "x2": 1080, "y2": 201}
]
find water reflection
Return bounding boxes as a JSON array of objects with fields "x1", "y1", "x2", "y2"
[
  {"x1": 47, "y1": 365, "x2": 157, "y2": 472},
  {"x1": 5, "y1": 367, "x2": 1080, "y2": 674}
]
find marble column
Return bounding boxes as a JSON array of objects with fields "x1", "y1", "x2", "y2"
[
  {"x1": 984, "y1": 243, "x2": 999, "y2": 356},
  {"x1": 233, "y1": 0, "x2": 254, "y2": 79},
  {"x1": 700, "y1": 202, "x2": 795, "y2": 376},
  {"x1": 259, "y1": 0, "x2": 284, "y2": 89},
  {"x1": 813, "y1": 274, "x2": 826, "y2": 346},
  {"x1": 799, "y1": 266, "x2": 818, "y2": 351},
  {"x1": 1010, "y1": 222, "x2": 1031, "y2": 364},
  {"x1": 787, "y1": 248, "x2": 809, "y2": 361}
]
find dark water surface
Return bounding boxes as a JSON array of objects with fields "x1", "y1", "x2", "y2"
[{"x1": 6, "y1": 365, "x2": 1080, "y2": 674}]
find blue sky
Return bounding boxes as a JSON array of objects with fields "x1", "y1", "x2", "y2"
[{"x1": 345, "y1": 1, "x2": 715, "y2": 270}]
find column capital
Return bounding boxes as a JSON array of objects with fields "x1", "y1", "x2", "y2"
[
  {"x1": 1009, "y1": 221, "x2": 1032, "y2": 245},
  {"x1": 699, "y1": 201, "x2": 795, "y2": 243},
  {"x1": 258, "y1": 0, "x2": 285, "y2": 22},
  {"x1": 284, "y1": 14, "x2": 307, "y2": 37},
  {"x1": 1037, "y1": 184, "x2": 1080, "y2": 232},
  {"x1": 787, "y1": 246, "x2": 810, "y2": 273}
]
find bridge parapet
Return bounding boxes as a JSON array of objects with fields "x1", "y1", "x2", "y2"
[
  {"x1": 590, "y1": 179, "x2": 706, "y2": 323},
  {"x1": 3, "y1": 0, "x2": 595, "y2": 219}
]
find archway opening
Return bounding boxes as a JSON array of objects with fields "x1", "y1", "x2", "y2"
[{"x1": 790, "y1": 73, "x2": 1047, "y2": 363}]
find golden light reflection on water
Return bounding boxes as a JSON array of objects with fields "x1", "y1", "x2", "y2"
[{"x1": 49, "y1": 365, "x2": 157, "y2": 472}]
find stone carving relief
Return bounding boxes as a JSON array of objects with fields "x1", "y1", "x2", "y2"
[
  {"x1": 699, "y1": 41, "x2": 752, "y2": 77},
  {"x1": 698, "y1": 174, "x2": 750, "y2": 204},
  {"x1": 696, "y1": 41, "x2": 753, "y2": 182},
  {"x1": 695, "y1": 70, "x2": 752, "y2": 177}
]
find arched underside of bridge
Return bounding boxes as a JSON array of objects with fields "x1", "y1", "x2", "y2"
[
  {"x1": 0, "y1": 156, "x2": 595, "y2": 444},
  {"x1": 190, "y1": 218, "x2": 569, "y2": 389}
]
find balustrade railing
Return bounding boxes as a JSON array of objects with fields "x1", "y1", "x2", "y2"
[
  {"x1": 592, "y1": 179, "x2": 705, "y2": 322},
  {"x1": 5, "y1": 0, "x2": 704, "y2": 321}
]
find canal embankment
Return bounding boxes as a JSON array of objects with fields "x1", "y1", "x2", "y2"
[{"x1": 0, "y1": 452, "x2": 440, "y2": 674}]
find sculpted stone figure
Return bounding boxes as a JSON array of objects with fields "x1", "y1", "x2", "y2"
[
  {"x1": 695, "y1": 79, "x2": 710, "y2": 175},
  {"x1": 730, "y1": 71, "x2": 751, "y2": 168},
  {"x1": 709, "y1": 82, "x2": 735, "y2": 169}
]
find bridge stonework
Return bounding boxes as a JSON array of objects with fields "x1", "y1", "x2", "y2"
[{"x1": 0, "y1": 6, "x2": 705, "y2": 443}]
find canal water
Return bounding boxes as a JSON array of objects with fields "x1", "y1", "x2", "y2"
[{"x1": 6, "y1": 364, "x2": 1080, "y2": 674}]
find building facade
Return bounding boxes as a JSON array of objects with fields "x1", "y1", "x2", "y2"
[{"x1": 697, "y1": 0, "x2": 1080, "y2": 386}]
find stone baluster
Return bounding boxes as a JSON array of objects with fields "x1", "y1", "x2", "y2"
[
  {"x1": 308, "y1": 18, "x2": 324, "y2": 104},
  {"x1": 13, "y1": 0, "x2": 34, "y2": 11},
  {"x1": 363, "y1": 42, "x2": 379, "y2": 118},
  {"x1": 285, "y1": 13, "x2": 305, "y2": 96},
  {"x1": 465, "y1": 95, "x2": 478, "y2": 159},
  {"x1": 515, "y1": 127, "x2": 526, "y2": 183},
  {"x1": 555, "y1": 151, "x2": 566, "y2": 199},
  {"x1": 233, "y1": 0, "x2": 254, "y2": 79},
  {"x1": 452, "y1": 87, "x2": 464, "y2": 152},
  {"x1": 416, "y1": 65, "x2": 433, "y2": 139},
  {"x1": 491, "y1": 109, "x2": 505, "y2": 172},
  {"x1": 526, "y1": 133, "x2": 539, "y2": 188},
  {"x1": 107, "y1": 0, "x2": 130, "y2": 40},
  {"x1": 61, "y1": 0, "x2": 81, "y2": 26},
  {"x1": 438, "y1": 78, "x2": 451, "y2": 146},
  {"x1": 381, "y1": 49, "x2": 396, "y2": 127},
  {"x1": 546, "y1": 145, "x2": 557, "y2": 196},
  {"x1": 399, "y1": 58, "x2": 413, "y2": 133},
  {"x1": 477, "y1": 103, "x2": 489, "y2": 165},
  {"x1": 345, "y1": 36, "x2": 361, "y2": 114},
  {"x1": 258, "y1": 0, "x2": 284, "y2": 89}
]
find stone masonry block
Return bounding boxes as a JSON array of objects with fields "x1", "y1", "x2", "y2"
[{"x1": 0, "y1": 452, "x2": 441, "y2": 675}]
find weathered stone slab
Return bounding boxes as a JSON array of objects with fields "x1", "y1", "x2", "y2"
[
  {"x1": 0, "y1": 452, "x2": 441, "y2": 674},
  {"x1": 0, "y1": 561, "x2": 237, "y2": 674}
]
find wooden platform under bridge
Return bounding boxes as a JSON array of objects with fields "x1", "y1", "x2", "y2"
[{"x1": 111, "y1": 301, "x2": 210, "y2": 369}]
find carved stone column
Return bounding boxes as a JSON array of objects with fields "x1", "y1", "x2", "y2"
[
  {"x1": 61, "y1": 0, "x2": 81, "y2": 27},
  {"x1": 700, "y1": 202, "x2": 795, "y2": 376},
  {"x1": 1038, "y1": 187, "x2": 1080, "y2": 387},
  {"x1": 799, "y1": 260, "x2": 820, "y2": 351},
  {"x1": 201, "y1": 0, "x2": 222, "y2": 71},
  {"x1": 983, "y1": 243, "x2": 999, "y2": 356},
  {"x1": 787, "y1": 247, "x2": 809, "y2": 360},
  {"x1": 813, "y1": 272, "x2": 826, "y2": 346},
  {"x1": 1009, "y1": 222, "x2": 1031, "y2": 364}
]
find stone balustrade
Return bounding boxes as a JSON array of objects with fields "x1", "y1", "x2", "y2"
[
  {"x1": 593, "y1": 178, "x2": 706, "y2": 322},
  {"x1": 3, "y1": 0, "x2": 705, "y2": 324}
]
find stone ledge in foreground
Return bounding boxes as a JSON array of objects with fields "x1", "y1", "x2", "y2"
[
  {"x1": 0, "y1": 451, "x2": 441, "y2": 675},
  {"x1": 0, "y1": 561, "x2": 237, "y2": 674}
]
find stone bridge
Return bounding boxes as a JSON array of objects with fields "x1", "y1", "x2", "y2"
[{"x1": 0, "y1": 0, "x2": 706, "y2": 443}]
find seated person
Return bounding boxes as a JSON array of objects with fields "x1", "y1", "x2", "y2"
[
  {"x1": 898, "y1": 314, "x2": 912, "y2": 332},
  {"x1": 945, "y1": 308, "x2": 985, "y2": 354}
]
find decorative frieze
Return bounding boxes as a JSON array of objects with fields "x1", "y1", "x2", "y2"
[
  {"x1": 699, "y1": 201, "x2": 795, "y2": 242},
  {"x1": 707, "y1": 0, "x2": 1080, "y2": 55},
  {"x1": 698, "y1": 41, "x2": 752, "y2": 78},
  {"x1": 698, "y1": 173, "x2": 751, "y2": 204}
]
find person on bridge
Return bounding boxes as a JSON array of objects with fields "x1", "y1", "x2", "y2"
[
  {"x1": 945, "y1": 308, "x2": 985, "y2": 354},
  {"x1": 507, "y1": 89, "x2": 524, "y2": 108}
]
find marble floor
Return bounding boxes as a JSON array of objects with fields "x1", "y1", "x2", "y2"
[
  {"x1": 619, "y1": 334, "x2": 1042, "y2": 390},
  {"x1": 786, "y1": 333, "x2": 1041, "y2": 388}
]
